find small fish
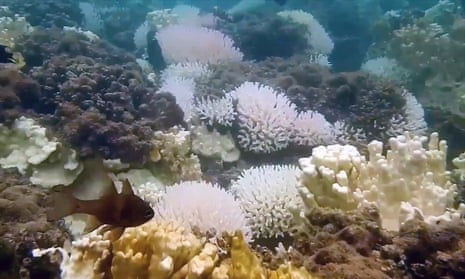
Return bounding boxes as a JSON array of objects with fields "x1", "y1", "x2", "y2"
[
  {"x1": 0, "y1": 44, "x2": 13, "y2": 64},
  {"x1": 46, "y1": 176, "x2": 154, "y2": 229}
]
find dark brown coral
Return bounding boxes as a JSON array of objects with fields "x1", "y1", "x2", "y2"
[
  {"x1": 0, "y1": 64, "x2": 41, "y2": 125},
  {"x1": 382, "y1": 219, "x2": 465, "y2": 278},
  {"x1": 0, "y1": 184, "x2": 70, "y2": 279},
  {"x1": 13, "y1": 28, "x2": 135, "y2": 69},
  {"x1": 28, "y1": 55, "x2": 184, "y2": 165},
  {"x1": 9, "y1": 29, "x2": 184, "y2": 165},
  {"x1": 255, "y1": 206, "x2": 403, "y2": 279}
]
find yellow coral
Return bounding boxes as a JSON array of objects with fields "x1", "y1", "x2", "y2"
[
  {"x1": 52, "y1": 221, "x2": 318, "y2": 279},
  {"x1": 112, "y1": 221, "x2": 206, "y2": 279},
  {"x1": 228, "y1": 231, "x2": 266, "y2": 279}
]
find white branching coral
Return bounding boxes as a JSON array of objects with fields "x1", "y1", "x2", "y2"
[
  {"x1": 230, "y1": 165, "x2": 303, "y2": 238},
  {"x1": 387, "y1": 90, "x2": 427, "y2": 136},
  {"x1": 231, "y1": 82, "x2": 298, "y2": 153},
  {"x1": 159, "y1": 62, "x2": 212, "y2": 122},
  {"x1": 293, "y1": 111, "x2": 336, "y2": 146},
  {"x1": 156, "y1": 24, "x2": 243, "y2": 64},
  {"x1": 278, "y1": 10, "x2": 334, "y2": 54},
  {"x1": 153, "y1": 180, "x2": 252, "y2": 240},
  {"x1": 194, "y1": 94, "x2": 236, "y2": 127},
  {"x1": 297, "y1": 144, "x2": 364, "y2": 211},
  {"x1": 161, "y1": 62, "x2": 212, "y2": 83},
  {"x1": 297, "y1": 132, "x2": 463, "y2": 231},
  {"x1": 230, "y1": 81, "x2": 335, "y2": 153},
  {"x1": 159, "y1": 75, "x2": 196, "y2": 121}
]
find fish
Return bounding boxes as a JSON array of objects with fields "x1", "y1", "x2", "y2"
[
  {"x1": 0, "y1": 44, "x2": 13, "y2": 64},
  {"x1": 46, "y1": 163, "x2": 154, "y2": 230}
]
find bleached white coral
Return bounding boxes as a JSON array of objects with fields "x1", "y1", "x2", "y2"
[
  {"x1": 133, "y1": 20, "x2": 150, "y2": 49},
  {"x1": 156, "y1": 24, "x2": 243, "y2": 64},
  {"x1": 79, "y1": 2, "x2": 103, "y2": 33},
  {"x1": 361, "y1": 57, "x2": 410, "y2": 82},
  {"x1": 297, "y1": 144, "x2": 364, "y2": 211},
  {"x1": 0, "y1": 117, "x2": 58, "y2": 172},
  {"x1": 160, "y1": 62, "x2": 212, "y2": 83},
  {"x1": 153, "y1": 180, "x2": 252, "y2": 240},
  {"x1": 159, "y1": 62, "x2": 212, "y2": 122},
  {"x1": 309, "y1": 53, "x2": 331, "y2": 68},
  {"x1": 278, "y1": 10, "x2": 334, "y2": 54},
  {"x1": 231, "y1": 82, "x2": 298, "y2": 153},
  {"x1": 230, "y1": 165, "x2": 303, "y2": 238},
  {"x1": 297, "y1": 132, "x2": 462, "y2": 231},
  {"x1": 0, "y1": 117, "x2": 82, "y2": 187},
  {"x1": 146, "y1": 8, "x2": 178, "y2": 30},
  {"x1": 194, "y1": 94, "x2": 236, "y2": 127},
  {"x1": 356, "y1": 133, "x2": 458, "y2": 230},
  {"x1": 159, "y1": 76, "x2": 196, "y2": 121},
  {"x1": 387, "y1": 90, "x2": 427, "y2": 136},
  {"x1": 293, "y1": 111, "x2": 336, "y2": 146}
]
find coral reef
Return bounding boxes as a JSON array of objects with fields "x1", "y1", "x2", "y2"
[
  {"x1": 2, "y1": 2, "x2": 465, "y2": 279},
  {"x1": 296, "y1": 132, "x2": 463, "y2": 231},
  {"x1": 382, "y1": 218, "x2": 465, "y2": 278},
  {"x1": 9, "y1": 29, "x2": 185, "y2": 165},
  {"x1": 288, "y1": 206, "x2": 399, "y2": 279},
  {"x1": 13, "y1": 27, "x2": 134, "y2": 68},
  {"x1": 0, "y1": 183, "x2": 70, "y2": 278},
  {"x1": 231, "y1": 165, "x2": 303, "y2": 238},
  {"x1": 217, "y1": 12, "x2": 309, "y2": 61},
  {"x1": 0, "y1": 65, "x2": 41, "y2": 125},
  {"x1": 150, "y1": 127, "x2": 202, "y2": 182},
  {"x1": 0, "y1": 116, "x2": 82, "y2": 188},
  {"x1": 0, "y1": 0, "x2": 82, "y2": 28},
  {"x1": 34, "y1": 221, "x2": 318, "y2": 279},
  {"x1": 196, "y1": 56, "x2": 414, "y2": 143}
]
